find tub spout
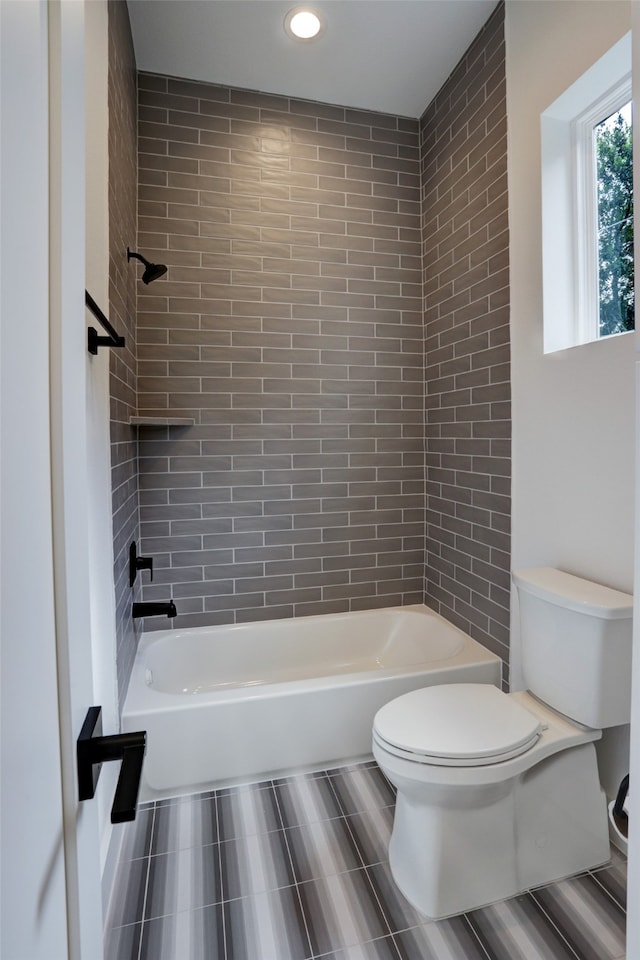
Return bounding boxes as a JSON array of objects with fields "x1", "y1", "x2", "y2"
[{"x1": 132, "y1": 601, "x2": 177, "y2": 619}]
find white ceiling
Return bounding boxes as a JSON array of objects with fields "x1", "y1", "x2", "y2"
[{"x1": 126, "y1": 0, "x2": 498, "y2": 118}]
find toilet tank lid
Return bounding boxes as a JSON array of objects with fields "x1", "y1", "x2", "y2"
[{"x1": 513, "y1": 568, "x2": 633, "y2": 619}]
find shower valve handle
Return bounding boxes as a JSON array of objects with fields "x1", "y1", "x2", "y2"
[
  {"x1": 129, "y1": 541, "x2": 154, "y2": 587},
  {"x1": 137, "y1": 555, "x2": 154, "y2": 579}
]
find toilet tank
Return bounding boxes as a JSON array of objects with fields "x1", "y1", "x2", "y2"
[{"x1": 513, "y1": 568, "x2": 633, "y2": 728}]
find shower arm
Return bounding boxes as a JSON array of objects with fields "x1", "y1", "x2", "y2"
[{"x1": 126, "y1": 249, "x2": 147, "y2": 267}]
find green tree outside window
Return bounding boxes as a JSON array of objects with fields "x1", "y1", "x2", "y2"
[{"x1": 596, "y1": 105, "x2": 634, "y2": 336}]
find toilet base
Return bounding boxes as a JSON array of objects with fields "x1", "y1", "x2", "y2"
[{"x1": 381, "y1": 742, "x2": 610, "y2": 919}]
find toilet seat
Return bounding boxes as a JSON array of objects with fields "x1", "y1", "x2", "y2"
[{"x1": 373, "y1": 684, "x2": 543, "y2": 767}]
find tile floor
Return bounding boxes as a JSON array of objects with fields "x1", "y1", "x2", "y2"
[{"x1": 104, "y1": 760, "x2": 627, "y2": 960}]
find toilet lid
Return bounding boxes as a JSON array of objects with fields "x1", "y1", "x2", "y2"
[{"x1": 373, "y1": 684, "x2": 542, "y2": 766}]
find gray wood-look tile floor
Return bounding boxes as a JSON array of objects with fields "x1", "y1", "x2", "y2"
[{"x1": 104, "y1": 761, "x2": 627, "y2": 960}]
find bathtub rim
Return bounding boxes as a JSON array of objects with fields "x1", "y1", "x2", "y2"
[{"x1": 123, "y1": 603, "x2": 503, "y2": 717}]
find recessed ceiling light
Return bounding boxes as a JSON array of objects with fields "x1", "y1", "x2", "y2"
[{"x1": 284, "y1": 6, "x2": 325, "y2": 41}]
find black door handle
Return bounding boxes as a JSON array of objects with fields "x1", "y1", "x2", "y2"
[
  {"x1": 77, "y1": 706, "x2": 146, "y2": 823},
  {"x1": 111, "y1": 743, "x2": 146, "y2": 823}
]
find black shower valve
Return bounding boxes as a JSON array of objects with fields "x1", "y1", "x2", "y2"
[{"x1": 129, "y1": 541, "x2": 154, "y2": 588}]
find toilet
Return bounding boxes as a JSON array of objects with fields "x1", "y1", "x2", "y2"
[{"x1": 372, "y1": 567, "x2": 633, "y2": 919}]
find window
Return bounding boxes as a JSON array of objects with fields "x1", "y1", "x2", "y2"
[
  {"x1": 575, "y1": 86, "x2": 633, "y2": 341},
  {"x1": 541, "y1": 34, "x2": 633, "y2": 353},
  {"x1": 595, "y1": 102, "x2": 634, "y2": 336}
]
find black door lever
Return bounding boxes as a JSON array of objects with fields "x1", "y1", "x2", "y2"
[{"x1": 77, "y1": 706, "x2": 146, "y2": 823}]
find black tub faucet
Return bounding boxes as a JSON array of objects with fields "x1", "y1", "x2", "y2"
[{"x1": 132, "y1": 601, "x2": 177, "y2": 619}]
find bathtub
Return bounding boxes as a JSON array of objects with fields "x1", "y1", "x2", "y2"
[{"x1": 122, "y1": 604, "x2": 502, "y2": 800}]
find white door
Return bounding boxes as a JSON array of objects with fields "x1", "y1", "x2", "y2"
[{"x1": 1, "y1": 1, "x2": 110, "y2": 958}]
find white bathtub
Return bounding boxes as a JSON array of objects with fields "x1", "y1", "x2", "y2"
[{"x1": 122, "y1": 604, "x2": 502, "y2": 799}]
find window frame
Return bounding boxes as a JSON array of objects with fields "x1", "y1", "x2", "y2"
[
  {"x1": 540, "y1": 32, "x2": 632, "y2": 354},
  {"x1": 573, "y1": 77, "x2": 632, "y2": 345}
]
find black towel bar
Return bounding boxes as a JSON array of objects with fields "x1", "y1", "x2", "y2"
[{"x1": 85, "y1": 290, "x2": 126, "y2": 355}]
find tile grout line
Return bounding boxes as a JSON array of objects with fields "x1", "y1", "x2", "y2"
[
  {"x1": 527, "y1": 888, "x2": 584, "y2": 960},
  {"x1": 269, "y1": 778, "x2": 317, "y2": 960},
  {"x1": 324, "y1": 769, "x2": 403, "y2": 956},
  {"x1": 213, "y1": 793, "x2": 230, "y2": 960},
  {"x1": 135, "y1": 804, "x2": 157, "y2": 960},
  {"x1": 460, "y1": 912, "x2": 496, "y2": 960},
  {"x1": 588, "y1": 866, "x2": 628, "y2": 913}
]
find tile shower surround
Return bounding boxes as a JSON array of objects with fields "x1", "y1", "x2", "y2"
[
  {"x1": 107, "y1": 1, "x2": 511, "y2": 701},
  {"x1": 134, "y1": 74, "x2": 427, "y2": 629},
  {"x1": 104, "y1": 761, "x2": 627, "y2": 960},
  {"x1": 108, "y1": 0, "x2": 141, "y2": 701},
  {"x1": 420, "y1": 5, "x2": 511, "y2": 667}
]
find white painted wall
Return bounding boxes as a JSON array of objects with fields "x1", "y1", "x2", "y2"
[
  {"x1": 507, "y1": 1, "x2": 634, "y2": 593},
  {"x1": 505, "y1": 0, "x2": 633, "y2": 800}
]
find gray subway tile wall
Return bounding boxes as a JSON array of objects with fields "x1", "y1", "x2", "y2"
[
  {"x1": 135, "y1": 74, "x2": 426, "y2": 628},
  {"x1": 106, "y1": 1, "x2": 510, "y2": 697},
  {"x1": 419, "y1": 4, "x2": 510, "y2": 670},
  {"x1": 108, "y1": 0, "x2": 141, "y2": 705}
]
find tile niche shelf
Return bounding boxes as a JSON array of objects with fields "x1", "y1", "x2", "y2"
[{"x1": 129, "y1": 415, "x2": 195, "y2": 426}]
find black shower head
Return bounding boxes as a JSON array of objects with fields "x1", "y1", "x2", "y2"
[
  {"x1": 127, "y1": 247, "x2": 167, "y2": 284},
  {"x1": 142, "y1": 261, "x2": 167, "y2": 284}
]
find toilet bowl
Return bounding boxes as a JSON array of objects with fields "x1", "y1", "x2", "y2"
[
  {"x1": 373, "y1": 685, "x2": 608, "y2": 918},
  {"x1": 372, "y1": 568, "x2": 633, "y2": 919}
]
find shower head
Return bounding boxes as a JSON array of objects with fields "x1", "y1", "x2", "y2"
[{"x1": 127, "y1": 247, "x2": 167, "y2": 284}]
